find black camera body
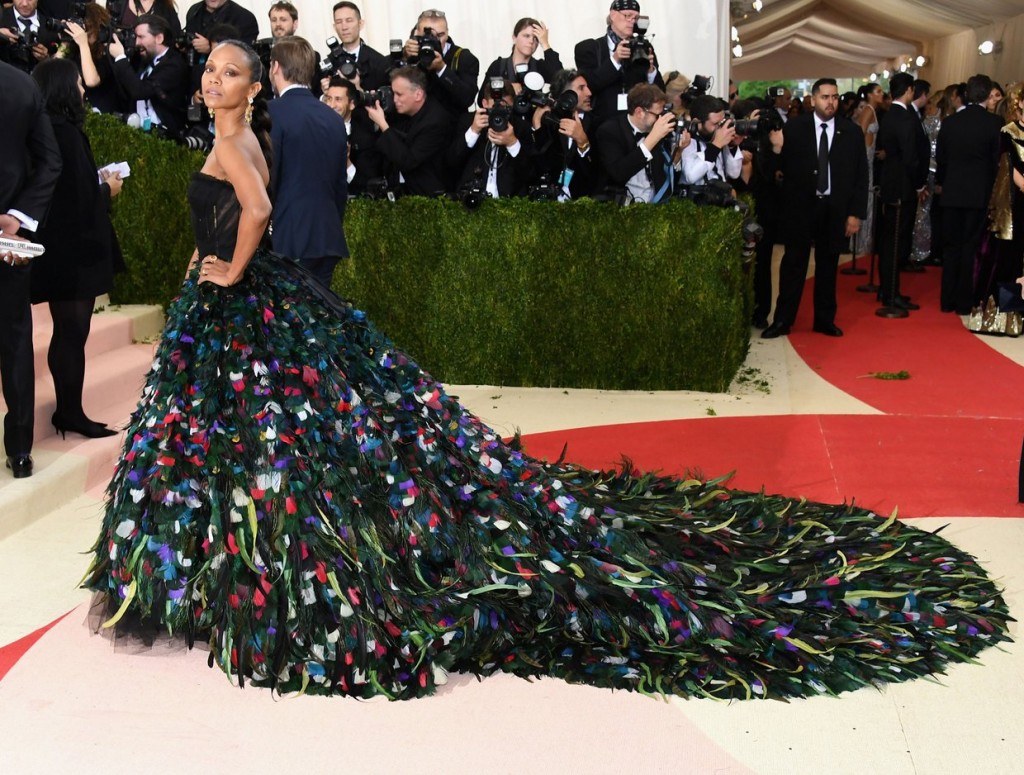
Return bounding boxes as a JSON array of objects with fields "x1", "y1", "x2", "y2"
[
  {"x1": 528, "y1": 173, "x2": 560, "y2": 202},
  {"x1": 540, "y1": 89, "x2": 578, "y2": 130},
  {"x1": 627, "y1": 16, "x2": 654, "y2": 68},
  {"x1": 320, "y1": 36, "x2": 364, "y2": 80},
  {"x1": 680, "y1": 180, "x2": 763, "y2": 259},
  {"x1": 681, "y1": 73, "x2": 712, "y2": 108},
  {"x1": 413, "y1": 28, "x2": 442, "y2": 69},
  {"x1": 456, "y1": 171, "x2": 486, "y2": 211},
  {"x1": 487, "y1": 102, "x2": 512, "y2": 132},
  {"x1": 353, "y1": 85, "x2": 394, "y2": 112}
]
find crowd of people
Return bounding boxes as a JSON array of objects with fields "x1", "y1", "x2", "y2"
[
  {"x1": 2, "y1": 0, "x2": 1024, "y2": 470},
  {"x1": 749, "y1": 72, "x2": 1024, "y2": 337}
]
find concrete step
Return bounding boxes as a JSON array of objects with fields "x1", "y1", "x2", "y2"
[{"x1": 0, "y1": 303, "x2": 163, "y2": 540}]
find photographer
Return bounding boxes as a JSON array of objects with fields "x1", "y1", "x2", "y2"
[
  {"x1": 482, "y1": 17, "x2": 562, "y2": 96},
  {"x1": 574, "y1": 0, "x2": 663, "y2": 128},
  {"x1": 366, "y1": 65, "x2": 450, "y2": 197},
  {"x1": 109, "y1": 13, "x2": 188, "y2": 136},
  {"x1": 447, "y1": 78, "x2": 533, "y2": 200},
  {"x1": 321, "y1": 2, "x2": 389, "y2": 92},
  {"x1": 183, "y1": 0, "x2": 257, "y2": 96},
  {"x1": 0, "y1": 0, "x2": 61, "y2": 73},
  {"x1": 594, "y1": 82, "x2": 688, "y2": 204},
  {"x1": 402, "y1": 9, "x2": 479, "y2": 125},
  {"x1": 528, "y1": 68, "x2": 597, "y2": 200},
  {"x1": 54, "y1": 4, "x2": 119, "y2": 113},
  {"x1": 323, "y1": 76, "x2": 381, "y2": 197},
  {"x1": 746, "y1": 103, "x2": 785, "y2": 328},
  {"x1": 680, "y1": 94, "x2": 743, "y2": 186}
]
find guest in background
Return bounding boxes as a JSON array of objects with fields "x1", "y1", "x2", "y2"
[
  {"x1": 56, "y1": 4, "x2": 119, "y2": 113},
  {"x1": 31, "y1": 57, "x2": 123, "y2": 438},
  {"x1": 116, "y1": 0, "x2": 182, "y2": 40},
  {"x1": 991, "y1": 86, "x2": 1024, "y2": 295},
  {"x1": 482, "y1": 17, "x2": 563, "y2": 94},
  {"x1": 852, "y1": 82, "x2": 882, "y2": 262}
]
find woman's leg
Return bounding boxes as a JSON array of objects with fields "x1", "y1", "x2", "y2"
[{"x1": 47, "y1": 298, "x2": 96, "y2": 423}]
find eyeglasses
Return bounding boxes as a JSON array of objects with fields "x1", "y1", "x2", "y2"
[{"x1": 421, "y1": 8, "x2": 446, "y2": 17}]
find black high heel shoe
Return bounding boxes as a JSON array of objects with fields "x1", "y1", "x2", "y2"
[{"x1": 51, "y1": 412, "x2": 117, "y2": 439}]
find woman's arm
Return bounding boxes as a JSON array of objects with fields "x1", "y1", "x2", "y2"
[
  {"x1": 67, "y1": 23, "x2": 101, "y2": 88},
  {"x1": 199, "y1": 137, "x2": 271, "y2": 286}
]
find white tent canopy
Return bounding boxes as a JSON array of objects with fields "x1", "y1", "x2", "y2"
[{"x1": 731, "y1": 0, "x2": 1024, "y2": 84}]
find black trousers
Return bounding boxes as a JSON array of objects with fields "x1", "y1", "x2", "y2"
[
  {"x1": 300, "y1": 256, "x2": 341, "y2": 290},
  {"x1": 751, "y1": 218, "x2": 779, "y2": 324},
  {"x1": 941, "y1": 206, "x2": 986, "y2": 314},
  {"x1": 773, "y1": 196, "x2": 840, "y2": 328},
  {"x1": 0, "y1": 264, "x2": 34, "y2": 456},
  {"x1": 877, "y1": 198, "x2": 916, "y2": 303}
]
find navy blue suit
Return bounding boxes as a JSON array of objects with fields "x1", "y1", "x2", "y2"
[{"x1": 268, "y1": 86, "x2": 348, "y2": 287}]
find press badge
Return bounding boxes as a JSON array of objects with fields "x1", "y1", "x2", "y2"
[
  {"x1": 560, "y1": 168, "x2": 575, "y2": 187},
  {"x1": 617, "y1": 93, "x2": 628, "y2": 112}
]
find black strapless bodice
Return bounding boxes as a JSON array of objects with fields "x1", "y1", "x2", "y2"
[{"x1": 187, "y1": 172, "x2": 241, "y2": 260}]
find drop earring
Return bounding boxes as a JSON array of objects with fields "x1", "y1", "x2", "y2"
[{"x1": 245, "y1": 97, "x2": 253, "y2": 124}]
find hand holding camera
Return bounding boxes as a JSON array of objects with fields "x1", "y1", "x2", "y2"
[
  {"x1": 64, "y1": 20, "x2": 89, "y2": 50},
  {"x1": 107, "y1": 32, "x2": 125, "y2": 59},
  {"x1": 191, "y1": 33, "x2": 211, "y2": 55},
  {"x1": 711, "y1": 117, "x2": 737, "y2": 149},
  {"x1": 470, "y1": 108, "x2": 489, "y2": 136},
  {"x1": 613, "y1": 40, "x2": 631, "y2": 64},
  {"x1": 646, "y1": 110, "x2": 677, "y2": 148}
]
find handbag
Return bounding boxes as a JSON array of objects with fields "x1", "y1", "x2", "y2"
[{"x1": 968, "y1": 295, "x2": 1023, "y2": 337}]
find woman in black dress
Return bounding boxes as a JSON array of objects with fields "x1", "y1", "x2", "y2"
[{"x1": 31, "y1": 57, "x2": 124, "y2": 438}]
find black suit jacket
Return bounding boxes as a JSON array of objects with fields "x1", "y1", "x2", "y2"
[
  {"x1": 375, "y1": 99, "x2": 451, "y2": 196},
  {"x1": 111, "y1": 48, "x2": 189, "y2": 136},
  {"x1": 0, "y1": 8, "x2": 61, "y2": 72},
  {"x1": 780, "y1": 112, "x2": 867, "y2": 254},
  {"x1": 0, "y1": 60, "x2": 62, "y2": 227},
  {"x1": 425, "y1": 38, "x2": 479, "y2": 120},
  {"x1": 268, "y1": 87, "x2": 348, "y2": 259},
  {"x1": 347, "y1": 112, "x2": 383, "y2": 197},
  {"x1": 574, "y1": 34, "x2": 664, "y2": 127},
  {"x1": 354, "y1": 42, "x2": 391, "y2": 91},
  {"x1": 446, "y1": 112, "x2": 532, "y2": 196},
  {"x1": 594, "y1": 114, "x2": 670, "y2": 198},
  {"x1": 877, "y1": 103, "x2": 928, "y2": 203},
  {"x1": 529, "y1": 113, "x2": 598, "y2": 199},
  {"x1": 935, "y1": 104, "x2": 1004, "y2": 209}
]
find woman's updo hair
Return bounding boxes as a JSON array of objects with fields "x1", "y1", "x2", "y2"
[
  {"x1": 857, "y1": 82, "x2": 880, "y2": 103},
  {"x1": 32, "y1": 57, "x2": 87, "y2": 126},
  {"x1": 212, "y1": 39, "x2": 273, "y2": 175}
]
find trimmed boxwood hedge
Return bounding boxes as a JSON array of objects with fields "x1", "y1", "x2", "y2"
[{"x1": 86, "y1": 113, "x2": 751, "y2": 391}]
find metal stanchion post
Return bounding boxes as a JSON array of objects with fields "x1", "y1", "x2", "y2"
[
  {"x1": 876, "y1": 199, "x2": 909, "y2": 318},
  {"x1": 857, "y1": 184, "x2": 880, "y2": 293}
]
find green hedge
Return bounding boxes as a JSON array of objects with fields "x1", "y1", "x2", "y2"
[
  {"x1": 86, "y1": 113, "x2": 205, "y2": 305},
  {"x1": 86, "y1": 115, "x2": 751, "y2": 391},
  {"x1": 345, "y1": 197, "x2": 750, "y2": 391}
]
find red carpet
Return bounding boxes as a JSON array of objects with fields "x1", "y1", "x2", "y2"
[
  {"x1": 790, "y1": 266, "x2": 1024, "y2": 419},
  {"x1": 0, "y1": 610, "x2": 74, "y2": 682},
  {"x1": 521, "y1": 266, "x2": 1024, "y2": 520}
]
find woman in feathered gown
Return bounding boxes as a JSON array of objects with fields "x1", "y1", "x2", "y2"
[{"x1": 84, "y1": 41, "x2": 1011, "y2": 701}]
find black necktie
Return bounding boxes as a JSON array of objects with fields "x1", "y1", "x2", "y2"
[
  {"x1": 19, "y1": 17, "x2": 32, "y2": 35},
  {"x1": 816, "y1": 122, "x2": 829, "y2": 194}
]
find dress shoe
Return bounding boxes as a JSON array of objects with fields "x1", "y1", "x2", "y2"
[
  {"x1": 6, "y1": 454, "x2": 32, "y2": 478},
  {"x1": 812, "y1": 323, "x2": 844, "y2": 337},
  {"x1": 752, "y1": 315, "x2": 769, "y2": 329},
  {"x1": 880, "y1": 297, "x2": 919, "y2": 311},
  {"x1": 52, "y1": 412, "x2": 117, "y2": 440},
  {"x1": 761, "y1": 322, "x2": 790, "y2": 339}
]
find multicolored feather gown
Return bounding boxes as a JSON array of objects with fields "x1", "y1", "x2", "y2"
[{"x1": 83, "y1": 173, "x2": 1012, "y2": 700}]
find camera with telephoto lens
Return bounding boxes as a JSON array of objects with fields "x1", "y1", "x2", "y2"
[
  {"x1": 732, "y1": 107, "x2": 785, "y2": 139},
  {"x1": 6, "y1": 25, "x2": 38, "y2": 66},
  {"x1": 413, "y1": 27, "x2": 442, "y2": 69},
  {"x1": 172, "y1": 30, "x2": 194, "y2": 64},
  {"x1": 627, "y1": 15, "x2": 654, "y2": 68},
  {"x1": 539, "y1": 88, "x2": 578, "y2": 130},
  {"x1": 353, "y1": 85, "x2": 394, "y2": 112},
  {"x1": 252, "y1": 37, "x2": 274, "y2": 75}
]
